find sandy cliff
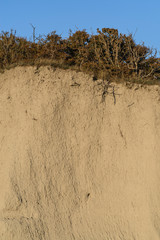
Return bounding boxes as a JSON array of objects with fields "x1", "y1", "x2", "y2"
[{"x1": 0, "y1": 66, "x2": 160, "y2": 239}]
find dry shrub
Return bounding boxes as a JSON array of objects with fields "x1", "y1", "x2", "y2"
[{"x1": 0, "y1": 28, "x2": 160, "y2": 84}]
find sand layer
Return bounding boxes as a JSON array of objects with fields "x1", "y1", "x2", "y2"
[{"x1": 0, "y1": 66, "x2": 160, "y2": 239}]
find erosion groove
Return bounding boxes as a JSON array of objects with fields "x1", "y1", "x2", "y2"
[{"x1": 0, "y1": 66, "x2": 160, "y2": 239}]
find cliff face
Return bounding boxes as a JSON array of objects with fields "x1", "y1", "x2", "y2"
[{"x1": 0, "y1": 66, "x2": 160, "y2": 240}]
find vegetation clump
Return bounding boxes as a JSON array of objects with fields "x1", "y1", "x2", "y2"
[{"x1": 0, "y1": 28, "x2": 160, "y2": 84}]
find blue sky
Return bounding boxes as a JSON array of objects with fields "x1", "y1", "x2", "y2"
[{"x1": 0, "y1": 0, "x2": 159, "y2": 54}]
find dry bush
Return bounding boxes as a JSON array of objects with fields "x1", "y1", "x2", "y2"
[{"x1": 0, "y1": 28, "x2": 160, "y2": 84}]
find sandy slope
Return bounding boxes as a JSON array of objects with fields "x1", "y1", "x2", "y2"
[{"x1": 0, "y1": 66, "x2": 160, "y2": 239}]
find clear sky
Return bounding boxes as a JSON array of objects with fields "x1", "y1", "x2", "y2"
[{"x1": 0, "y1": 0, "x2": 159, "y2": 54}]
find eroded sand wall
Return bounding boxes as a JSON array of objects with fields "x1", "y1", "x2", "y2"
[{"x1": 0, "y1": 67, "x2": 160, "y2": 239}]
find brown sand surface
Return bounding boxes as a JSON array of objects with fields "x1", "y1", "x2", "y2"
[{"x1": 0, "y1": 66, "x2": 160, "y2": 239}]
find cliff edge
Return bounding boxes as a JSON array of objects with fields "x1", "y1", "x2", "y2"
[{"x1": 0, "y1": 66, "x2": 160, "y2": 239}]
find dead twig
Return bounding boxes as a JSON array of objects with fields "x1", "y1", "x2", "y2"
[
  {"x1": 127, "y1": 102, "x2": 134, "y2": 107},
  {"x1": 70, "y1": 82, "x2": 81, "y2": 87}
]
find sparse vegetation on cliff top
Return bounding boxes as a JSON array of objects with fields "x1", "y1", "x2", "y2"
[{"x1": 0, "y1": 28, "x2": 160, "y2": 84}]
